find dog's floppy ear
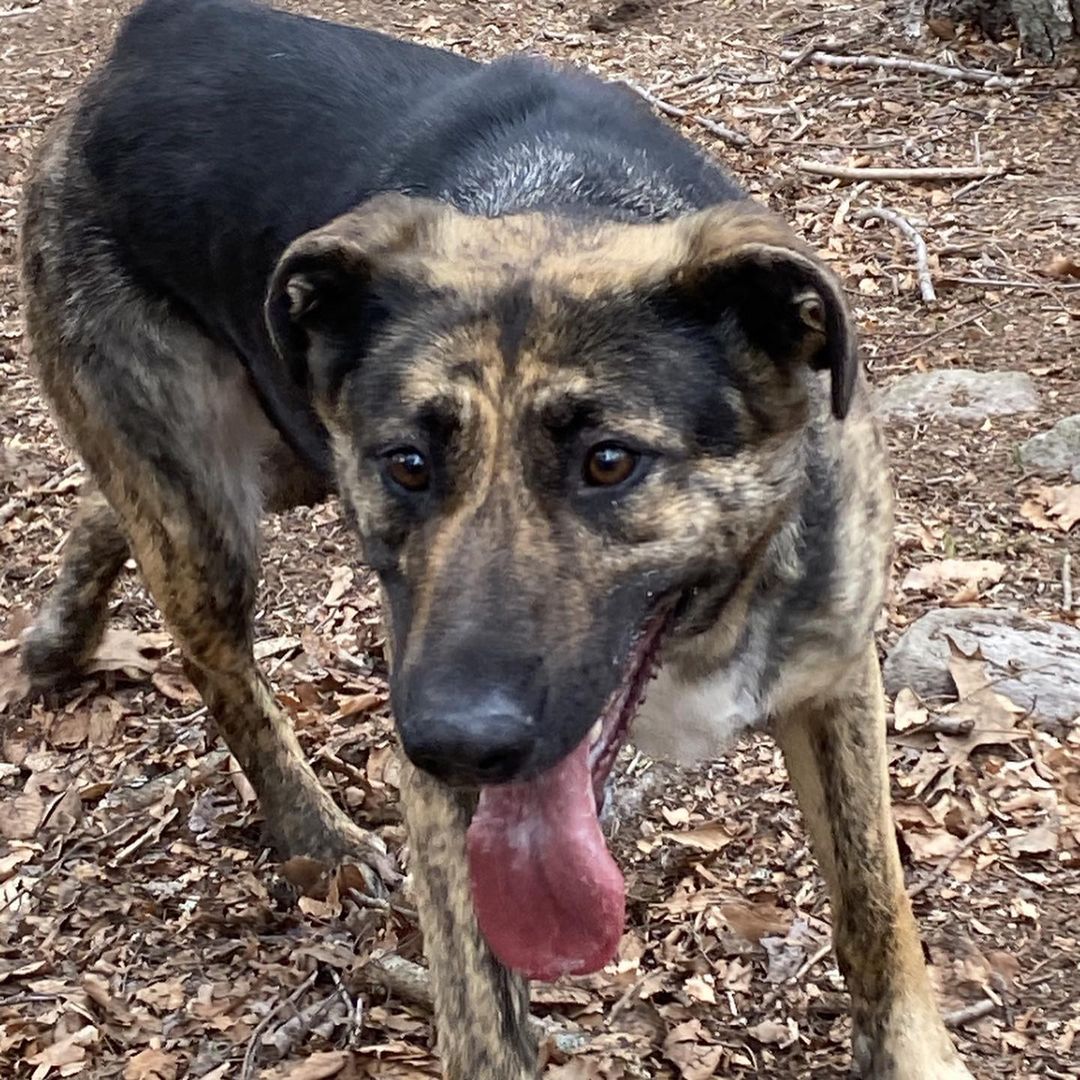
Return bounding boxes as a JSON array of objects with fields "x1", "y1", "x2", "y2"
[
  {"x1": 671, "y1": 204, "x2": 857, "y2": 420},
  {"x1": 266, "y1": 193, "x2": 447, "y2": 391}
]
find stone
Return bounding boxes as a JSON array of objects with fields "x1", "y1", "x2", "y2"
[
  {"x1": 876, "y1": 370, "x2": 1039, "y2": 422},
  {"x1": 884, "y1": 608, "x2": 1080, "y2": 729},
  {"x1": 1019, "y1": 414, "x2": 1080, "y2": 480}
]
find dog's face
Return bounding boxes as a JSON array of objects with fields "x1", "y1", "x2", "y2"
[{"x1": 268, "y1": 194, "x2": 856, "y2": 790}]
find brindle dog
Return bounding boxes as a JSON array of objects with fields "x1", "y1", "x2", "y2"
[{"x1": 18, "y1": 1, "x2": 973, "y2": 1076}]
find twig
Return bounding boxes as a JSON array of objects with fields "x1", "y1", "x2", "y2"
[
  {"x1": 890, "y1": 714, "x2": 974, "y2": 737},
  {"x1": 944, "y1": 276, "x2": 1080, "y2": 291},
  {"x1": 359, "y1": 954, "x2": 588, "y2": 1053},
  {"x1": 908, "y1": 820, "x2": 996, "y2": 900},
  {"x1": 778, "y1": 48, "x2": 1026, "y2": 88},
  {"x1": 797, "y1": 160, "x2": 1002, "y2": 182},
  {"x1": 944, "y1": 999, "x2": 997, "y2": 1027},
  {"x1": 0, "y1": 3, "x2": 41, "y2": 16},
  {"x1": 241, "y1": 969, "x2": 319, "y2": 1080},
  {"x1": 855, "y1": 207, "x2": 936, "y2": 302},
  {"x1": 621, "y1": 80, "x2": 750, "y2": 148},
  {"x1": 1063, "y1": 551, "x2": 1073, "y2": 613}
]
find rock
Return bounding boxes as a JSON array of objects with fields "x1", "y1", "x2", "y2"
[
  {"x1": 884, "y1": 608, "x2": 1080, "y2": 729},
  {"x1": 1019, "y1": 414, "x2": 1080, "y2": 480},
  {"x1": 876, "y1": 370, "x2": 1039, "y2": 422}
]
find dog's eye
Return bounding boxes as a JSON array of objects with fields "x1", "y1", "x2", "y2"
[
  {"x1": 583, "y1": 443, "x2": 638, "y2": 487},
  {"x1": 385, "y1": 448, "x2": 431, "y2": 493}
]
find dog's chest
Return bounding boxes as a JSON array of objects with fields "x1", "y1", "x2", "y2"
[{"x1": 631, "y1": 654, "x2": 767, "y2": 765}]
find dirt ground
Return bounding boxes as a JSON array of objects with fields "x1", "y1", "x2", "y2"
[{"x1": 2, "y1": 0, "x2": 1079, "y2": 1077}]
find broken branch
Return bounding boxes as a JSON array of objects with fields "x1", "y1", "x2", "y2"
[
  {"x1": 778, "y1": 48, "x2": 1026, "y2": 88},
  {"x1": 622, "y1": 80, "x2": 750, "y2": 148},
  {"x1": 855, "y1": 207, "x2": 936, "y2": 303},
  {"x1": 797, "y1": 160, "x2": 1002, "y2": 182}
]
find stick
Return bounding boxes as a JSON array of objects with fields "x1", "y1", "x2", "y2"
[
  {"x1": 890, "y1": 714, "x2": 974, "y2": 737},
  {"x1": 240, "y1": 969, "x2": 319, "y2": 1080},
  {"x1": 797, "y1": 160, "x2": 1002, "y2": 182},
  {"x1": 621, "y1": 80, "x2": 750, "y2": 148},
  {"x1": 945, "y1": 276, "x2": 1080, "y2": 291},
  {"x1": 908, "y1": 821, "x2": 996, "y2": 900},
  {"x1": 359, "y1": 954, "x2": 589, "y2": 1053},
  {"x1": 778, "y1": 48, "x2": 1026, "y2": 88},
  {"x1": 855, "y1": 207, "x2": 936, "y2": 302},
  {"x1": 944, "y1": 999, "x2": 996, "y2": 1028},
  {"x1": 1063, "y1": 551, "x2": 1073, "y2": 613}
]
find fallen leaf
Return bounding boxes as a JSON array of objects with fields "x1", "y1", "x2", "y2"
[
  {"x1": 0, "y1": 787, "x2": 44, "y2": 840},
  {"x1": 24, "y1": 1025, "x2": 98, "y2": 1068},
  {"x1": 266, "y1": 1050, "x2": 351, "y2": 1078},
  {"x1": 48, "y1": 709, "x2": 90, "y2": 750},
  {"x1": 0, "y1": 654, "x2": 29, "y2": 713},
  {"x1": 902, "y1": 558, "x2": 1004, "y2": 593},
  {"x1": 86, "y1": 628, "x2": 171, "y2": 678},
  {"x1": 1045, "y1": 254, "x2": 1080, "y2": 280},
  {"x1": 746, "y1": 1018, "x2": 798, "y2": 1047},
  {"x1": 663, "y1": 822, "x2": 734, "y2": 852},
  {"x1": 892, "y1": 687, "x2": 928, "y2": 731},
  {"x1": 123, "y1": 1047, "x2": 177, "y2": 1080},
  {"x1": 1021, "y1": 484, "x2": 1080, "y2": 533},
  {"x1": 1008, "y1": 823, "x2": 1059, "y2": 857}
]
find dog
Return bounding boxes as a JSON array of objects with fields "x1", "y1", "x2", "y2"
[{"x1": 17, "y1": 0, "x2": 973, "y2": 1076}]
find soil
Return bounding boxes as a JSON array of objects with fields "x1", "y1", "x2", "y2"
[{"x1": 1, "y1": 1, "x2": 1078, "y2": 1078}]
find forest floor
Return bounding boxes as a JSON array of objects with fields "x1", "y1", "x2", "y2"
[{"x1": 1, "y1": 0, "x2": 1079, "y2": 1077}]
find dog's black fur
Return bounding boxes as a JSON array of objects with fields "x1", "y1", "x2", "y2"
[{"x1": 83, "y1": 0, "x2": 742, "y2": 476}]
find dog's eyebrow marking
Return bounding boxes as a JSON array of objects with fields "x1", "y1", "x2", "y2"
[{"x1": 495, "y1": 281, "x2": 534, "y2": 374}]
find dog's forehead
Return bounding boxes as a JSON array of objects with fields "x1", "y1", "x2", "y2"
[{"x1": 410, "y1": 211, "x2": 694, "y2": 296}]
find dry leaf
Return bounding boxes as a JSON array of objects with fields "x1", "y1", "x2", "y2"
[
  {"x1": 892, "y1": 687, "x2": 928, "y2": 731},
  {"x1": 266, "y1": 1050, "x2": 351, "y2": 1079},
  {"x1": 662, "y1": 822, "x2": 734, "y2": 852},
  {"x1": 1021, "y1": 484, "x2": 1080, "y2": 533},
  {"x1": 86, "y1": 628, "x2": 171, "y2": 678},
  {"x1": 902, "y1": 558, "x2": 1004, "y2": 593},
  {"x1": 746, "y1": 1018, "x2": 798, "y2": 1047},
  {"x1": 1045, "y1": 254, "x2": 1080, "y2": 280},
  {"x1": 663, "y1": 1020, "x2": 723, "y2": 1080},
  {"x1": 0, "y1": 654, "x2": 29, "y2": 713},
  {"x1": 1008, "y1": 823, "x2": 1059, "y2": 857},
  {"x1": 0, "y1": 787, "x2": 44, "y2": 840},
  {"x1": 25, "y1": 1025, "x2": 98, "y2": 1068},
  {"x1": 123, "y1": 1047, "x2": 177, "y2": 1080}
]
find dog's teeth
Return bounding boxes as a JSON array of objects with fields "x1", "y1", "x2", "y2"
[{"x1": 589, "y1": 720, "x2": 603, "y2": 745}]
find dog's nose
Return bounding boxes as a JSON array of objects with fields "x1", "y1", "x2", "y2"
[{"x1": 399, "y1": 691, "x2": 537, "y2": 786}]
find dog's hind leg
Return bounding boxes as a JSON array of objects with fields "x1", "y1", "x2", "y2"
[
  {"x1": 401, "y1": 762, "x2": 535, "y2": 1079},
  {"x1": 773, "y1": 646, "x2": 972, "y2": 1080},
  {"x1": 21, "y1": 488, "x2": 129, "y2": 691}
]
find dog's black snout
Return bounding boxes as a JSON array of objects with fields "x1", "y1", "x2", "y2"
[{"x1": 400, "y1": 692, "x2": 537, "y2": 786}]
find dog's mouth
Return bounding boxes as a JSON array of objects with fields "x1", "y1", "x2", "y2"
[{"x1": 466, "y1": 605, "x2": 671, "y2": 982}]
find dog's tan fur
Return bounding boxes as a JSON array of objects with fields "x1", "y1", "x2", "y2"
[{"x1": 19, "y1": 82, "x2": 969, "y2": 1080}]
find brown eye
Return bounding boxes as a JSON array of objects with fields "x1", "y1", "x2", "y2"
[
  {"x1": 584, "y1": 443, "x2": 638, "y2": 488},
  {"x1": 386, "y1": 448, "x2": 430, "y2": 493}
]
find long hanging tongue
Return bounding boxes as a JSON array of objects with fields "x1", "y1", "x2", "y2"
[{"x1": 466, "y1": 736, "x2": 625, "y2": 982}]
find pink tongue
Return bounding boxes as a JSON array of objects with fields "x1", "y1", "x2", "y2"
[{"x1": 466, "y1": 738, "x2": 625, "y2": 982}]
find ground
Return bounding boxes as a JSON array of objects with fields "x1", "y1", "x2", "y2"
[{"x1": 1, "y1": 0, "x2": 1079, "y2": 1077}]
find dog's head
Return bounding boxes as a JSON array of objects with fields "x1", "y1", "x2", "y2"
[{"x1": 267, "y1": 193, "x2": 857, "y2": 977}]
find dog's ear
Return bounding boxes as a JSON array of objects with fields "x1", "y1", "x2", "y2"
[
  {"x1": 265, "y1": 193, "x2": 447, "y2": 392},
  {"x1": 670, "y1": 205, "x2": 857, "y2": 420}
]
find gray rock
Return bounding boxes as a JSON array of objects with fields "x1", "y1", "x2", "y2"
[
  {"x1": 1019, "y1": 414, "x2": 1080, "y2": 480},
  {"x1": 884, "y1": 608, "x2": 1080, "y2": 729},
  {"x1": 876, "y1": 370, "x2": 1039, "y2": 422}
]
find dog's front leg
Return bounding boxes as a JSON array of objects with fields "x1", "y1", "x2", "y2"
[
  {"x1": 400, "y1": 761, "x2": 536, "y2": 1079},
  {"x1": 772, "y1": 646, "x2": 972, "y2": 1079}
]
